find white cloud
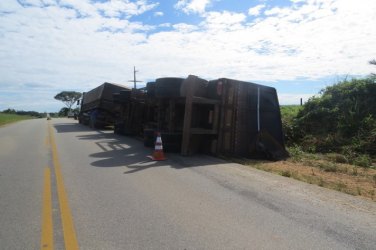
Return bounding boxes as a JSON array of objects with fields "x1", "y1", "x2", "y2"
[
  {"x1": 55, "y1": 0, "x2": 158, "y2": 18},
  {"x1": 154, "y1": 11, "x2": 163, "y2": 16},
  {"x1": 173, "y1": 23, "x2": 198, "y2": 32},
  {"x1": 159, "y1": 23, "x2": 171, "y2": 28},
  {"x1": 94, "y1": 0, "x2": 158, "y2": 18},
  {"x1": 57, "y1": 0, "x2": 98, "y2": 17},
  {"x1": 248, "y1": 4, "x2": 265, "y2": 16},
  {"x1": 41, "y1": 0, "x2": 56, "y2": 6},
  {"x1": 0, "y1": 0, "x2": 376, "y2": 111},
  {"x1": 17, "y1": 0, "x2": 44, "y2": 7},
  {"x1": 264, "y1": 6, "x2": 291, "y2": 17},
  {"x1": 0, "y1": 1, "x2": 22, "y2": 12},
  {"x1": 175, "y1": 0, "x2": 212, "y2": 14},
  {"x1": 202, "y1": 11, "x2": 246, "y2": 31}
]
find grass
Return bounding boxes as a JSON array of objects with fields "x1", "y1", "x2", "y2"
[
  {"x1": 280, "y1": 105, "x2": 303, "y2": 120},
  {"x1": 0, "y1": 113, "x2": 35, "y2": 126},
  {"x1": 240, "y1": 150, "x2": 376, "y2": 201},
  {"x1": 275, "y1": 104, "x2": 376, "y2": 200}
]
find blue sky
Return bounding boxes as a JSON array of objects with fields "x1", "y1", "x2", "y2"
[{"x1": 0, "y1": 0, "x2": 375, "y2": 112}]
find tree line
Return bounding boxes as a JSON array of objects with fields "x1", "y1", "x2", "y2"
[{"x1": 1, "y1": 109, "x2": 46, "y2": 117}]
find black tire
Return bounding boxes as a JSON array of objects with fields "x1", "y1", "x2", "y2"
[{"x1": 155, "y1": 78, "x2": 184, "y2": 98}]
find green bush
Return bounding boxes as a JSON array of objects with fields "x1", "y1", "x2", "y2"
[
  {"x1": 326, "y1": 153, "x2": 348, "y2": 164},
  {"x1": 318, "y1": 162, "x2": 338, "y2": 172},
  {"x1": 287, "y1": 145, "x2": 304, "y2": 161},
  {"x1": 281, "y1": 170, "x2": 291, "y2": 177},
  {"x1": 284, "y1": 78, "x2": 376, "y2": 160},
  {"x1": 352, "y1": 154, "x2": 372, "y2": 168},
  {"x1": 280, "y1": 105, "x2": 302, "y2": 145}
]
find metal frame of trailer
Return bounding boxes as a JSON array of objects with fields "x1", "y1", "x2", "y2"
[{"x1": 111, "y1": 75, "x2": 288, "y2": 160}]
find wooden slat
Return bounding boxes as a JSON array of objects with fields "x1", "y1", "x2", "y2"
[
  {"x1": 190, "y1": 128, "x2": 218, "y2": 135},
  {"x1": 192, "y1": 96, "x2": 220, "y2": 105},
  {"x1": 181, "y1": 76, "x2": 195, "y2": 155}
]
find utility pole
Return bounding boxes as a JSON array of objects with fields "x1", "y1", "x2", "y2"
[{"x1": 128, "y1": 66, "x2": 142, "y2": 89}]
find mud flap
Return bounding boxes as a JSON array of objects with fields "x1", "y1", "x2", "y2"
[{"x1": 255, "y1": 130, "x2": 289, "y2": 160}]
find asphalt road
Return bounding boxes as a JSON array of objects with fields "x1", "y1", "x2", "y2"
[{"x1": 0, "y1": 118, "x2": 375, "y2": 250}]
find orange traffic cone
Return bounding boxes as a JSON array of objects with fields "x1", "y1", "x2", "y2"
[{"x1": 147, "y1": 132, "x2": 167, "y2": 161}]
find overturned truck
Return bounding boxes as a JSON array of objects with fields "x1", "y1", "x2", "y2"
[
  {"x1": 79, "y1": 82, "x2": 130, "y2": 128},
  {"x1": 113, "y1": 75, "x2": 288, "y2": 160}
]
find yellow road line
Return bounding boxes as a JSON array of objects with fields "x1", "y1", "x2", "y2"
[
  {"x1": 41, "y1": 168, "x2": 54, "y2": 250},
  {"x1": 49, "y1": 124, "x2": 80, "y2": 250}
]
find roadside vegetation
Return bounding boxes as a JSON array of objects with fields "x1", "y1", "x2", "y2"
[
  {"x1": 0, "y1": 108, "x2": 52, "y2": 126},
  {"x1": 244, "y1": 151, "x2": 376, "y2": 201},
  {"x1": 0, "y1": 112, "x2": 35, "y2": 126},
  {"x1": 246, "y1": 76, "x2": 376, "y2": 201},
  {"x1": 58, "y1": 107, "x2": 80, "y2": 117},
  {"x1": 54, "y1": 91, "x2": 82, "y2": 117}
]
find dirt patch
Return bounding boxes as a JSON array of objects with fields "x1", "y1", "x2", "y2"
[{"x1": 242, "y1": 159, "x2": 376, "y2": 201}]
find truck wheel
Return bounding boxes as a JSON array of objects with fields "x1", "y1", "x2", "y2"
[{"x1": 155, "y1": 78, "x2": 184, "y2": 98}]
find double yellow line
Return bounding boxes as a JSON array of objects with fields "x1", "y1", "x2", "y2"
[
  {"x1": 41, "y1": 168, "x2": 53, "y2": 249},
  {"x1": 41, "y1": 123, "x2": 79, "y2": 250}
]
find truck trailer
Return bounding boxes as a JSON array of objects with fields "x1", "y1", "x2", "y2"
[
  {"x1": 111, "y1": 75, "x2": 288, "y2": 160},
  {"x1": 79, "y1": 82, "x2": 130, "y2": 128}
]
